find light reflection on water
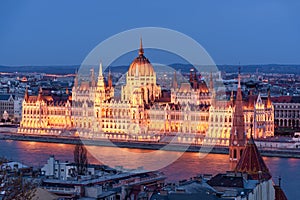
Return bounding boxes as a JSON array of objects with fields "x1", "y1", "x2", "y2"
[{"x1": 0, "y1": 140, "x2": 298, "y2": 199}]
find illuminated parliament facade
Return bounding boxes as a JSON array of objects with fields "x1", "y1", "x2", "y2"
[{"x1": 18, "y1": 41, "x2": 274, "y2": 145}]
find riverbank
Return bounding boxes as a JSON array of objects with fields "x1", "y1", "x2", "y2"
[{"x1": 1, "y1": 132, "x2": 300, "y2": 158}]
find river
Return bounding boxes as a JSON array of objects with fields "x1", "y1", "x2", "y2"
[{"x1": 0, "y1": 140, "x2": 298, "y2": 199}]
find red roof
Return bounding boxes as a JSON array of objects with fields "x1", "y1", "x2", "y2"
[
  {"x1": 274, "y1": 185, "x2": 288, "y2": 200},
  {"x1": 235, "y1": 135, "x2": 272, "y2": 180}
]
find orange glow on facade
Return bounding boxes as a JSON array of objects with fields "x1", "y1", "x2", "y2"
[{"x1": 18, "y1": 41, "x2": 274, "y2": 145}]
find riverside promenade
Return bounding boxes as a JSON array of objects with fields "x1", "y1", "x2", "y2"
[{"x1": 0, "y1": 131, "x2": 300, "y2": 158}]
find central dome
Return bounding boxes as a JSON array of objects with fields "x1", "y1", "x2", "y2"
[{"x1": 128, "y1": 39, "x2": 155, "y2": 76}]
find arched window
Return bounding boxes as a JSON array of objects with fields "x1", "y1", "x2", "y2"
[{"x1": 233, "y1": 149, "x2": 237, "y2": 159}]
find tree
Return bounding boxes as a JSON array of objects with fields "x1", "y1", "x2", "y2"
[
  {"x1": 3, "y1": 175, "x2": 37, "y2": 200},
  {"x1": 73, "y1": 144, "x2": 88, "y2": 175}
]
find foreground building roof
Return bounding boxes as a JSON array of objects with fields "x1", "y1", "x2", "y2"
[
  {"x1": 274, "y1": 185, "x2": 288, "y2": 200},
  {"x1": 235, "y1": 135, "x2": 272, "y2": 181}
]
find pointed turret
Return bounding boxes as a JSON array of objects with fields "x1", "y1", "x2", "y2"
[
  {"x1": 37, "y1": 87, "x2": 43, "y2": 101},
  {"x1": 91, "y1": 68, "x2": 96, "y2": 87},
  {"x1": 189, "y1": 69, "x2": 194, "y2": 83},
  {"x1": 97, "y1": 62, "x2": 105, "y2": 87},
  {"x1": 235, "y1": 134, "x2": 272, "y2": 181},
  {"x1": 229, "y1": 67, "x2": 246, "y2": 167},
  {"x1": 230, "y1": 90, "x2": 234, "y2": 107},
  {"x1": 99, "y1": 62, "x2": 103, "y2": 77},
  {"x1": 209, "y1": 72, "x2": 213, "y2": 91},
  {"x1": 95, "y1": 61, "x2": 106, "y2": 104},
  {"x1": 108, "y1": 68, "x2": 113, "y2": 88},
  {"x1": 172, "y1": 71, "x2": 178, "y2": 89},
  {"x1": 267, "y1": 87, "x2": 272, "y2": 108},
  {"x1": 24, "y1": 87, "x2": 29, "y2": 102},
  {"x1": 256, "y1": 93, "x2": 263, "y2": 105},
  {"x1": 139, "y1": 37, "x2": 144, "y2": 56}
]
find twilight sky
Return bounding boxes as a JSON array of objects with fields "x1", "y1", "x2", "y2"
[{"x1": 0, "y1": 0, "x2": 299, "y2": 66}]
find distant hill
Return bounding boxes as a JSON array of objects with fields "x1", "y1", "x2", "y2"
[
  {"x1": 0, "y1": 64, "x2": 299, "y2": 75},
  {"x1": 0, "y1": 65, "x2": 79, "y2": 74}
]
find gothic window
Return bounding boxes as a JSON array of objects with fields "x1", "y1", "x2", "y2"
[{"x1": 233, "y1": 149, "x2": 237, "y2": 159}]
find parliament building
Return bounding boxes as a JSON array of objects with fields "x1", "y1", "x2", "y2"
[{"x1": 18, "y1": 40, "x2": 274, "y2": 145}]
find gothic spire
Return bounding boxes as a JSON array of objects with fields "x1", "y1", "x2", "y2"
[
  {"x1": 172, "y1": 71, "x2": 178, "y2": 89},
  {"x1": 24, "y1": 86, "x2": 29, "y2": 102},
  {"x1": 99, "y1": 62, "x2": 103, "y2": 77},
  {"x1": 91, "y1": 68, "x2": 96, "y2": 87},
  {"x1": 231, "y1": 67, "x2": 245, "y2": 141},
  {"x1": 209, "y1": 72, "x2": 213, "y2": 90},
  {"x1": 238, "y1": 67, "x2": 241, "y2": 89},
  {"x1": 108, "y1": 67, "x2": 112, "y2": 88},
  {"x1": 37, "y1": 86, "x2": 43, "y2": 101},
  {"x1": 229, "y1": 67, "x2": 246, "y2": 166},
  {"x1": 235, "y1": 134, "x2": 272, "y2": 181},
  {"x1": 230, "y1": 90, "x2": 234, "y2": 106},
  {"x1": 97, "y1": 61, "x2": 105, "y2": 88},
  {"x1": 139, "y1": 37, "x2": 144, "y2": 56},
  {"x1": 267, "y1": 87, "x2": 272, "y2": 108}
]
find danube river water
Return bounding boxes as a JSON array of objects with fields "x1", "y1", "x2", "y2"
[{"x1": 0, "y1": 140, "x2": 298, "y2": 199}]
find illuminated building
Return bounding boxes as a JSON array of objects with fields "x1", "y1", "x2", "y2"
[
  {"x1": 18, "y1": 40, "x2": 274, "y2": 144},
  {"x1": 244, "y1": 90, "x2": 274, "y2": 138},
  {"x1": 229, "y1": 69, "x2": 246, "y2": 168},
  {"x1": 0, "y1": 94, "x2": 15, "y2": 121},
  {"x1": 19, "y1": 87, "x2": 72, "y2": 134},
  {"x1": 272, "y1": 96, "x2": 300, "y2": 129}
]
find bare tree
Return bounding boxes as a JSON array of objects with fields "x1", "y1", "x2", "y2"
[
  {"x1": 4, "y1": 175, "x2": 37, "y2": 200},
  {"x1": 74, "y1": 144, "x2": 88, "y2": 175},
  {"x1": 0, "y1": 158, "x2": 37, "y2": 200}
]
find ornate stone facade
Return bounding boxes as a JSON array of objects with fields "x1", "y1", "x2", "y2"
[
  {"x1": 19, "y1": 87, "x2": 72, "y2": 135},
  {"x1": 272, "y1": 96, "x2": 300, "y2": 129},
  {"x1": 18, "y1": 40, "x2": 275, "y2": 144}
]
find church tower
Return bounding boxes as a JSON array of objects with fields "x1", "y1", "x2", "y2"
[
  {"x1": 171, "y1": 71, "x2": 178, "y2": 89},
  {"x1": 229, "y1": 68, "x2": 246, "y2": 168},
  {"x1": 95, "y1": 62, "x2": 106, "y2": 105}
]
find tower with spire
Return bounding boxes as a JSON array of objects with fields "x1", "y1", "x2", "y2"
[
  {"x1": 90, "y1": 68, "x2": 96, "y2": 87},
  {"x1": 95, "y1": 62, "x2": 106, "y2": 105},
  {"x1": 266, "y1": 87, "x2": 272, "y2": 108},
  {"x1": 229, "y1": 68, "x2": 246, "y2": 168},
  {"x1": 122, "y1": 38, "x2": 161, "y2": 104},
  {"x1": 171, "y1": 71, "x2": 178, "y2": 89},
  {"x1": 24, "y1": 87, "x2": 29, "y2": 102},
  {"x1": 37, "y1": 87, "x2": 43, "y2": 102}
]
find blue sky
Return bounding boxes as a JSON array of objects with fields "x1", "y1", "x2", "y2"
[{"x1": 0, "y1": 0, "x2": 299, "y2": 65}]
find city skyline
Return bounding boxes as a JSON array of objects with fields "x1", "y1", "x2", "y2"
[
  {"x1": 0, "y1": 0, "x2": 300, "y2": 65},
  {"x1": 0, "y1": 1, "x2": 298, "y2": 199}
]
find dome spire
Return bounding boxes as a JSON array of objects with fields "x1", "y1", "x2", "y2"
[
  {"x1": 99, "y1": 62, "x2": 103, "y2": 77},
  {"x1": 139, "y1": 37, "x2": 144, "y2": 56}
]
